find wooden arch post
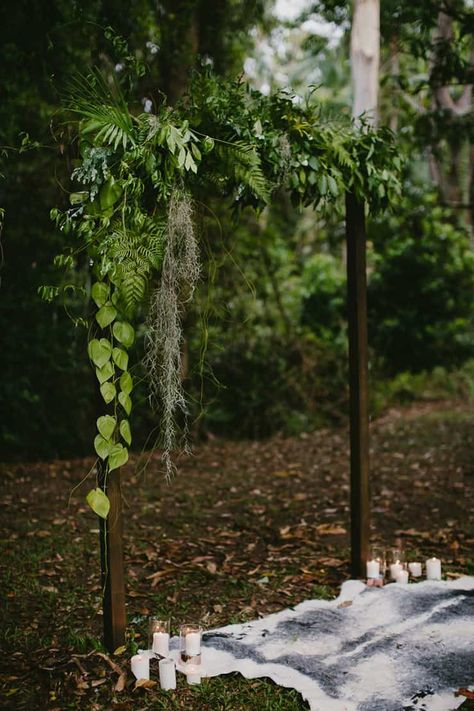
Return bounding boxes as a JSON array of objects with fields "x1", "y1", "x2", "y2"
[
  {"x1": 345, "y1": 192, "x2": 370, "y2": 578},
  {"x1": 98, "y1": 463, "x2": 126, "y2": 652}
]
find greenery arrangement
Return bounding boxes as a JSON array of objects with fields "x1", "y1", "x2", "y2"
[{"x1": 40, "y1": 67, "x2": 401, "y2": 513}]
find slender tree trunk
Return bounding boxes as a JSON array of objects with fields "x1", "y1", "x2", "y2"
[
  {"x1": 351, "y1": 0, "x2": 380, "y2": 126},
  {"x1": 430, "y1": 9, "x2": 473, "y2": 230}
]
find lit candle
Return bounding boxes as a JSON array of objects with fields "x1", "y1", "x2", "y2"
[
  {"x1": 153, "y1": 631, "x2": 170, "y2": 657},
  {"x1": 131, "y1": 653, "x2": 149, "y2": 680},
  {"x1": 395, "y1": 569, "x2": 409, "y2": 584},
  {"x1": 159, "y1": 657, "x2": 176, "y2": 690},
  {"x1": 390, "y1": 561, "x2": 403, "y2": 580},
  {"x1": 426, "y1": 557, "x2": 441, "y2": 580},
  {"x1": 366, "y1": 559, "x2": 380, "y2": 578},
  {"x1": 408, "y1": 562, "x2": 422, "y2": 578}
]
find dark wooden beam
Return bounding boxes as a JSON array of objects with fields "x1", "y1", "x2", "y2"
[
  {"x1": 345, "y1": 192, "x2": 370, "y2": 578},
  {"x1": 99, "y1": 465, "x2": 126, "y2": 652}
]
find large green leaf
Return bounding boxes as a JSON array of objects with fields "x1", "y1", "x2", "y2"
[
  {"x1": 95, "y1": 361, "x2": 114, "y2": 384},
  {"x1": 94, "y1": 434, "x2": 112, "y2": 460},
  {"x1": 100, "y1": 381, "x2": 116, "y2": 404},
  {"x1": 113, "y1": 321, "x2": 135, "y2": 348},
  {"x1": 97, "y1": 415, "x2": 116, "y2": 440},
  {"x1": 91, "y1": 282, "x2": 109, "y2": 308},
  {"x1": 108, "y1": 443, "x2": 128, "y2": 472},
  {"x1": 112, "y1": 347, "x2": 129, "y2": 371},
  {"x1": 119, "y1": 371, "x2": 133, "y2": 395},
  {"x1": 118, "y1": 391, "x2": 132, "y2": 415},
  {"x1": 96, "y1": 303, "x2": 117, "y2": 329},
  {"x1": 88, "y1": 338, "x2": 112, "y2": 368},
  {"x1": 99, "y1": 179, "x2": 123, "y2": 210},
  {"x1": 119, "y1": 419, "x2": 132, "y2": 446},
  {"x1": 86, "y1": 488, "x2": 110, "y2": 519}
]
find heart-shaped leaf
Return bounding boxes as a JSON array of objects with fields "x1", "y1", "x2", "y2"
[
  {"x1": 108, "y1": 443, "x2": 128, "y2": 472},
  {"x1": 96, "y1": 361, "x2": 114, "y2": 384},
  {"x1": 112, "y1": 347, "x2": 129, "y2": 371},
  {"x1": 94, "y1": 434, "x2": 112, "y2": 460},
  {"x1": 91, "y1": 282, "x2": 109, "y2": 308},
  {"x1": 113, "y1": 321, "x2": 135, "y2": 348},
  {"x1": 97, "y1": 415, "x2": 117, "y2": 440},
  {"x1": 100, "y1": 381, "x2": 116, "y2": 404},
  {"x1": 119, "y1": 371, "x2": 133, "y2": 395},
  {"x1": 88, "y1": 338, "x2": 112, "y2": 368},
  {"x1": 119, "y1": 419, "x2": 132, "y2": 446},
  {"x1": 118, "y1": 391, "x2": 132, "y2": 415},
  {"x1": 86, "y1": 488, "x2": 110, "y2": 519},
  {"x1": 96, "y1": 303, "x2": 117, "y2": 329}
]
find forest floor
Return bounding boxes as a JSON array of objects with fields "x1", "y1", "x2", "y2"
[{"x1": 1, "y1": 399, "x2": 473, "y2": 710}]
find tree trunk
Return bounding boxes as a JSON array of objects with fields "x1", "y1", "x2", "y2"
[
  {"x1": 430, "y1": 9, "x2": 473, "y2": 229},
  {"x1": 351, "y1": 0, "x2": 380, "y2": 126}
]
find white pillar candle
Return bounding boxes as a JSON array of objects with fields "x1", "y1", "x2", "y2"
[
  {"x1": 395, "y1": 569, "x2": 409, "y2": 584},
  {"x1": 408, "y1": 562, "x2": 422, "y2": 578},
  {"x1": 426, "y1": 557, "x2": 441, "y2": 580},
  {"x1": 131, "y1": 653, "x2": 149, "y2": 680},
  {"x1": 186, "y1": 669, "x2": 201, "y2": 685},
  {"x1": 159, "y1": 657, "x2": 176, "y2": 690},
  {"x1": 390, "y1": 561, "x2": 403, "y2": 580},
  {"x1": 153, "y1": 631, "x2": 170, "y2": 657},
  {"x1": 366, "y1": 559, "x2": 380, "y2": 578},
  {"x1": 185, "y1": 631, "x2": 201, "y2": 657}
]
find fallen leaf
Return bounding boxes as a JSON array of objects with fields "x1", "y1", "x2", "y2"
[
  {"x1": 115, "y1": 672, "x2": 127, "y2": 692},
  {"x1": 316, "y1": 523, "x2": 347, "y2": 535},
  {"x1": 133, "y1": 679, "x2": 157, "y2": 691}
]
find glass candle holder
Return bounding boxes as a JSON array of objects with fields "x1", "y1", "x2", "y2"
[
  {"x1": 149, "y1": 617, "x2": 171, "y2": 657},
  {"x1": 368, "y1": 546, "x2": 386, "y2": 579},
  {"x1": 388, "y1": 548, "x2": 405, "y2": 580},
  {"x1": 180, "y1": 623, "x2": 202, "y2": 665}
]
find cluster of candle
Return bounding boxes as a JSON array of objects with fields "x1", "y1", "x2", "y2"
[
  {"x1": 366, "y1": 549, "x2": 442, "y2": 586},
  {"x1": 131, "y1": 618, "x2": 203, "y2": 689}
]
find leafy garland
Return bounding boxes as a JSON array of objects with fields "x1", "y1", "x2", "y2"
[{"x1": 43, "y1": 68, "x2": 401, "y2": 516}]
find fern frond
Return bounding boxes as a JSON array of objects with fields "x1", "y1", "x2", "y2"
[{"x1": 214, "y1": 140, "x2": 270, "y2": 203}]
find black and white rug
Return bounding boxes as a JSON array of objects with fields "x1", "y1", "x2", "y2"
[{"x1": 197, "y1": 578, "x2": 474, "y2": 711}]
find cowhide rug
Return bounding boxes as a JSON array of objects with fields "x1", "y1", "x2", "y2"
[{"x1": 194, "y1": 578, "x2": 474, "y2": 710}]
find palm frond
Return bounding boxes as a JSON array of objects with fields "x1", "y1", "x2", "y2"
[{"x1": 66, "y1": 69, "x2": 135, "y2": 150}]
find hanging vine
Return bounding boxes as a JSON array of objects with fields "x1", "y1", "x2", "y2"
[{"x1": 42, "y1": 67, "x2": 402, "y2": 518}]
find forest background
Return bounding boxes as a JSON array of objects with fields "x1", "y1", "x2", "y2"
[{"x1": 1, "y1": 0, "x2": 473, "y2": 461}]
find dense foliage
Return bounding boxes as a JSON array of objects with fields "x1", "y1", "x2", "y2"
[{"x1": 1, "y1": 0, "x2": 473, "y2": 463}]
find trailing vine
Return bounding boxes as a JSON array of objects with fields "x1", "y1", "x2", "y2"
[{"x1": 43, "y1": 67, "x2": 402, "y2": 517}]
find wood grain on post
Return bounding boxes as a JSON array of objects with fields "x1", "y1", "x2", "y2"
[
  {"x1": 345, "y1": 192, "x2": 370, "y2": 578},
  {"x1": 99, "y1": 464, "x2": 126, "y2": 652}
]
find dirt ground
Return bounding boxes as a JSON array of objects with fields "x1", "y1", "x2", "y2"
[{"x1": 1, "y1": 399, "x2": 473, "y2": 710}]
